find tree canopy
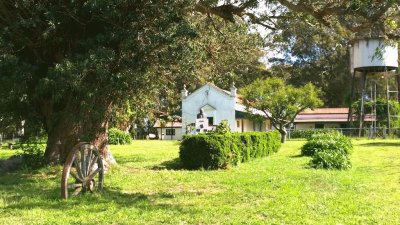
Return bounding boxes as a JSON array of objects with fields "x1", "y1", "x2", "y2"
[
  {"x1": 196, "y1": 1, "x2": 400, "y2": 107},
  {"x1": 241, "y1": 78, "x2": 323, "y2": 143},
  {"x1": 267, "y1": 12, "x2": 351, "y2": 106},
  {"x1": 0, "y1": 0, "x2": 196, "y2": 163},
  {"x1": 196, "y1": 0, "x2": 400, "y2": 39}
]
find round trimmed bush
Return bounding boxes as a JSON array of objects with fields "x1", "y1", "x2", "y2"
[
  {"x1": 301, "y1": 133, "x2": 352, "y2": 156},
  {"x1": 301, "y1": 133, "x2": 353, "y2": 170},
  {"x1": 311, "y1": 148, "x2": 352, "y2": 170}
]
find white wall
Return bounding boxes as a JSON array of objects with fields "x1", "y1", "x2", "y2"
[
  {"x1": 156, "y1": 127, "x2": 183, "y2": 140},
  {"x1": 295, "y1": 123, "x2": 314, "y2": 130},
  {"x1": 182, "y1": 84, "x2": 236, "y2": 134},
  {"x1": 234, "y1": 119, "x2": 271, "y2": 132},
  {"x1": 351, "y1": 39, "x2": 398, "y2": 70}
]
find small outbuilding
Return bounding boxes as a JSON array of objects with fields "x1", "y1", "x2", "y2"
[{"x1": 153, "y1": 120, "x2": 183, "y2": 140}]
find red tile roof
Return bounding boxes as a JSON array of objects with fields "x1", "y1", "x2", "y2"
[
  {"x1": 295, "y1": 108, "x2": 375, "y2": 122},
  {"x1": 299, "y1": 108, "x2": 349, "y2": 114}
]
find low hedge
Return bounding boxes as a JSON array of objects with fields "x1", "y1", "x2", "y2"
[
  {"x1": 179, "y1": 131, "x2": 281, "y2": 170},
  {"x1": 301, "y1": 133, "x2": 353, "y2": 170},
  {"x1": 289, "y1": 129, "x2": 340, "y2": 139}
]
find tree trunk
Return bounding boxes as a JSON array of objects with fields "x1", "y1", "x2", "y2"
[
  {"x1": 118, "y1": 121, "x2": 131, "y2": 133},
  {"x1": 44, "y1": 117, "x2": 115, "y2": 166},
  {"x1": 170, "y1": 121, "x2": 174, "y2": 140},
  {"x1": 43, "y1": 102, "x2": 116, "y2": 166},
  {"x1": 279, "y1": 127, "x2": 287, "y2": 143},
  {"x1": 397, "y1": 74, "x2": 400, "y2": 104}
]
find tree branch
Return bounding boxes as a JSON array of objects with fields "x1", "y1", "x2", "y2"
[
  {"x1": 194, "y1": 0, "x2": 277, "y2": 30},
  {"x1": 194, "y1": 2, "x2": 247, "y2": 23},
  {"x1": 276, "y1": 0, "x2": 397, "y2": 38}
]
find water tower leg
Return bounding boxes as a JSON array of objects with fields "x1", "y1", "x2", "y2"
[
  {"x1": 386, "y1": 76, "x2": 391, "y2": 132},
  {"x1": 397, "y1": 73, "x2": 400, "y2": 104},
  {"x1": 358, "y1": 72, "x2": 367, "y2": 137},
  {"x1": 347, "y1": 71, "x2": 356, "y2": 131}
]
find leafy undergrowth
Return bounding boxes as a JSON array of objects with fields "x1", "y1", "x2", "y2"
[{"x1": 1, "y1": 139, "x2": 400, "y2": 224}]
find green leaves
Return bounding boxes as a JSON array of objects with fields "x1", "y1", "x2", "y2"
[
  {"x1": 301, "y1": 132, "x2": 353, "y2": 170},
  {"x1": 0, "y1": 1, "x2": 196, "y2": 143},
  {"x1": 242, "y1": 77, "x2": 323, "y2": 142},
  {"x1": 179, "y1": 131, "x2": 281, "y2": 170},
  {"x1": 213, "y1": 120, "x2": 232, "y2": 134},
  {"x1": 108, "y1": 128, "x2": 132, "y2": 145},
  {"x1": 242, "y1": 78, "x2": 323, "y2": 126}
]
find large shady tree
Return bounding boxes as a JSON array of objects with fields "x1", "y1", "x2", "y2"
[
  {"x1": 0, "y1": 0, "x2": 196, "y2": 164},
  {"x1": 242, "y1": 78, "x2": 323, "y2": 143}
]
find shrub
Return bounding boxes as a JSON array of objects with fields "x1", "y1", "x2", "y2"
[
  {"x1": 108, "y1": 128, "x2": 132, "y2": 145},
  {"x1": 179, "y1": 131, "x2": 281, "y2": 169},
  {"x1": 301, "y1": 133, "x2": 352, "y2": 156},
  {"x1": 289, "y1": 129, "x2": 341, "y2": 139},
  {"x1": 301, "y1": 133, "x2": 353, "y2": 170},
  {"x1": 214, "y1": 120, "x2": 231, "y2": 134},
  {"x1": 18, "y1": 138, "x2": 46, "y2": 169},
  {"x1": 311, "y1": 148, "x2": 352, "y2": 170}
]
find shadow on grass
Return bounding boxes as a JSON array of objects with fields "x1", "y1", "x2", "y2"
[
  {"x1": 1, "y1": 174, "x2": 188, "y2": 214},
  {"x1": 114, "y1": 155, "x2": 148, "y2": 165},
  {"x1": 151, "y1": 158, "x2": 183, "y2": 170},
  {"x1": 289, "y1": 154, "x2": 303, "y2": 158},
  {"x1": 172, "y1": 140, "x2": 182, "y2": 145},
  {"x1": 358, "y1": 142, "x2": 400, "y2": 147}
]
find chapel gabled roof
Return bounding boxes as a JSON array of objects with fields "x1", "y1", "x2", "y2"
[
  {"x1": 185, "y1": 83, "x2": 234, "y2": 99},
  {"x1": 184, "y1": 83, "x2": 247, "y2": 103}
]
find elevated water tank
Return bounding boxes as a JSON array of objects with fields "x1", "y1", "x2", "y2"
[{"x1": 350, "y1": 38, "x2": 398, "y2": 72}]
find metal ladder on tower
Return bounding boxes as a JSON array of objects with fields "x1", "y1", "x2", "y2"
[{"x1": 386, "y1": 72, "x2": 399, "y2": 133}]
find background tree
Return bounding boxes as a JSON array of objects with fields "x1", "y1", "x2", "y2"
[
  {"x1": 196, "y1": 1, "x2": 400, "y2": 39},
  {"x1": 268, "y1": 13, "x2": 352, "y2": 106},
  {"x1": 241, "y1": 78, "x2": 323, "y2": 143},
  {"x1": 188, "y1": 14, "x2": 269, "y2": 90},
  {"x1": 196, "y1": 1, "x2": 400, "y2": 105}
]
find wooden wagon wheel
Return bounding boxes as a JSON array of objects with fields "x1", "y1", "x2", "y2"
[{"x1": 61, "y1": 142, "x2": 104, "y2": 199}]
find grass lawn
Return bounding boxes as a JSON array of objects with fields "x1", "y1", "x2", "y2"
[{"x1": 0, "y1": 139, "x2": 399, "y2": 224}]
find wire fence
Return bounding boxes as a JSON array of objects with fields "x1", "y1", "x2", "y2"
[{"x1": 287, "y1": 127, "x2": 400, "y2": 139}]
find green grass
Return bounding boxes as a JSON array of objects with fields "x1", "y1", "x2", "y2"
[{"x1": 1, "y1": 139, "x2": 400, "y2": 224}]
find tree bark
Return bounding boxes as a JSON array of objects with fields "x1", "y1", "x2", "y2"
[
  {"x1": 44, "y1": 116, "x2": 114, "y2": 165},
  {"x1": 397, "y1": 74, "x2": 400, "y2": 104},
  {"x1": 279, "y1": 127, "x2": 287, "y2": 143},
  {"x1": 43, "y1": 102, "x2": 115, "y2": 166}
]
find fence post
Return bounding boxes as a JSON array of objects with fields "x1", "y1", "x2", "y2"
[{"x1": 383, "y1": 126, "x2": 387, "y2": 139}]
